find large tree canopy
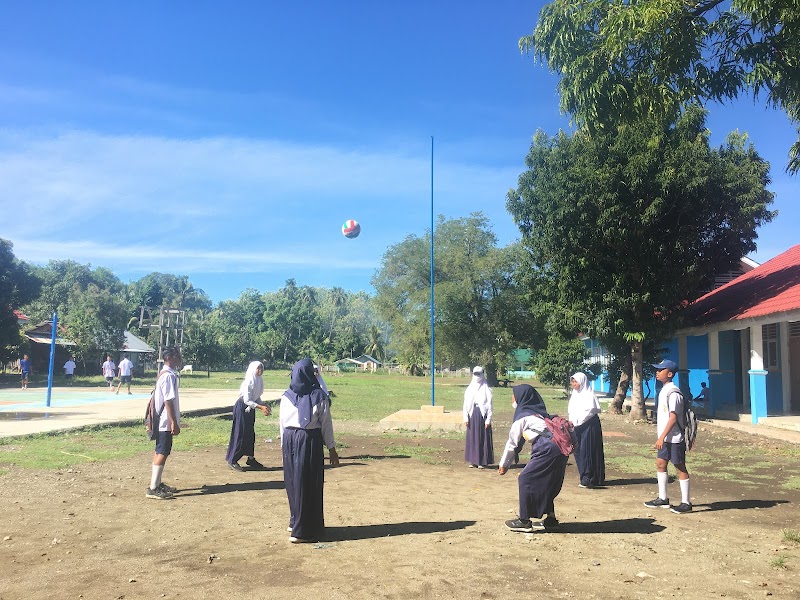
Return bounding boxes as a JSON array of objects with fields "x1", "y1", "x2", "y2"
[
  {"x1": 371, "y1": 213, "x2": 538, "y2": 382},
  {"x1": 506, "y1": 107, "x2": 775, "y2": 417},
  {"x1": 523, "y1": 0, "x2": 800, "y2": 172},
  {"x1": 0, "y1": 239, "x2": 41, "y2": 362}
]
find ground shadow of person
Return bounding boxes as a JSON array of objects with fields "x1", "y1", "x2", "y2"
[
  {"x1": 177, "y1": 480, "x2": 285, "y2": 497},
  {"x1": 556, "y1": 518, "x2": 666, "y2": 535},
  {"x1": 692, "y1": 499, "x2": 789, "y2": 512},
  {"x1": 323, "y1": 520, "x2": 476, "y2": 542},
  {"x1": 601, "y1": 477, "x2": 657, "y2": 486}
]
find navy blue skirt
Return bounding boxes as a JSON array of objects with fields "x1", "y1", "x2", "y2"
[
  {"x1": 225, "y1": 398, "x2": 256, "y2": 464},
  {"x1": 464, "y1": 405, "x2": 494, "y2": 466},
  {"x1": 573, "y1": 414, "x2": 606, "y2": 487},
  {"x1": 518, "y1": 435, "x2": 568, "y2": 520},
  {"x1": 283, "y1": 427, "x2": 325, "y2": 540}
]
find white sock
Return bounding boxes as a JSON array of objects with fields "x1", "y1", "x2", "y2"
[
  {"x1": 150, "y1": 464, "x2": 164, "y2": 490},
  {"x1": 657, "y1": 471, "x2": 669, "y2": 499},
  {"x1": 679, "y1": 477, "x2": 691, "y2": 504}
]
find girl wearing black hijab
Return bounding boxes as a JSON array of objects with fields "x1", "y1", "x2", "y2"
[
  {"x1": 498, "y1": 384, "x2": 568, "y2": 533},
  {"x1": 280, "y1": 358, "x2": 339, "y2": 543}
]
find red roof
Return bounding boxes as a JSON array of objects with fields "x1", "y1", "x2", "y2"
[
  {"x1": 687, "y1": 244, "x2": 800, "y2": 326},
  {"x1": 13, "y1": 309, "x2": 29, "y2": 321}
]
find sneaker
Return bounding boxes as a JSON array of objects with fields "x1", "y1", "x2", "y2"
[
  {"x1": 643, "y1": 497, "x2": 671, "y2": 509},
  {"x1": 287, "y1": 526, "x2": 293, "y2": 532},
  {"x1": 228, "y1": 462, "x2": 243, "y2": 472},
  {"x1": 146, "y1": 486, "x2": 173, "y2": 500},
  {"x1": 542, "y1": 515, "x2": 561, "y2": 531},
  {"x1": 670, "y1": 502, "x2": 693, "y2": 514},
  {"x1": 505, "y1": 518, "x2": 534, "y2": 533},
  {"x1": 468, "y1": 464, "x2": 477, "y2": 468},
  {"x1": 476, "y1": 465, "x2": 486, "y2": 470},
  {"x1": 289, "y1": 536, "x2": 316, "y2": 543},
  {"x1": 158, "y1": 482, "x2": 178, "y2": 494},
  {"x1": 245, "y1": 457, "x2": 265, "y2": 470}
]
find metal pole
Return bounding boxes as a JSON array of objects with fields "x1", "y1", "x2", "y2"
[
  {"x1": 430, "y1": 136, "x2": 435, "y2": 406},
  {"x1": 46, "y1": 311, "x2": 57, "y2": 407}
]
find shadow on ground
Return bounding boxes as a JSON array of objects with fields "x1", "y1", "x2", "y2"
[{"x1": 323, "y1": 520, "x2": 476, "y2": 541}]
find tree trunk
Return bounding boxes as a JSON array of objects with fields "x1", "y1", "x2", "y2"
[
  {"x1": 611, "y1": 351, "x2": 631, "y2": 414},
  {"x1": 485, "y1": 365, "x2": 499, "y2": 387},
  {"x1": 630, "y1": 340, "x2": 647, "y2": 420}
]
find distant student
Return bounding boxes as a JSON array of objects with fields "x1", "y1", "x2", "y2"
[
  {"x1": 116, "y1": 353, "x2": 134, "y2": 395},
  {"x1": 102, "y1": 355, "x2": 116, "y2": 388},
  {"x1": 64, "y1": 356, "x2": 77, "y2": 386},
  {"x1": 463, "y1": 366, "x2": 494, "y2": 469},
  {"x1": 693, "y1": 382, "x2": 710, "y2": 407},
  {"x1": 644, "y1": 359, "x2": 692, "y2": 514},
  {"x1": 19, "y1": 354, "x2": 31, "y2": 390},
  {"x1": 499, "y1": 384, "x2": 568, "y2": 532}
]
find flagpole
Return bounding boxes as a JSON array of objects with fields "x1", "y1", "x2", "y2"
[{"x1": 430, "y1": 136, "x2": 435, "y2": 406}]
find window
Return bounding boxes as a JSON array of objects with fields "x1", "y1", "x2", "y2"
[{"x1": 762, "y1": 324, "x2": 778, "y2": 369}]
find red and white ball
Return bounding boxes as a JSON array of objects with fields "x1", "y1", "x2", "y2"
[{"x1": 342, "y1": 219, "x2": 361, "y2": 239}]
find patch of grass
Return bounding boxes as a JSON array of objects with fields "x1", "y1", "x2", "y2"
[
  {"x1": 782, "y1": 476, "x2": 800, "y2": 491},
  {"x1": 782, "y1": 529, "x2": 800, "y2": 544},
  {"x1": 770, "y1": 554, "x2": 790, "y2": 569},
  {"x1": 605, "y1": 455, "x2": 655, "y2": 477},
  {"x1": 384, "y1": 444, "x2": 452, "y2": 465}
]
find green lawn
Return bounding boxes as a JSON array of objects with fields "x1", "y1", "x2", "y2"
[{"x1": 0, "y1": 371, "x2": 567, "y2": 472}]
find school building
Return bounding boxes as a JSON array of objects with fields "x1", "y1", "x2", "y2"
[{"x1": 586, "y1": 244, "x2": 800, "y2": 425}]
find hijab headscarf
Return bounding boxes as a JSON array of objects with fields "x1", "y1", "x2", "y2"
[
  {"x1": 512, "y1": 384, "x2": 550, "y2": 421},
  {"x1": 568, "y1": 371, "x2": 601, "y2": 425},
  {"x1": 284, "y1": 358, "x2": 328, "y2": 428},
  {"x1": 239, "y1": 361, "x2": 264, "y2": 403},
  {"x1": 464, "y1": 366, "x2": 492, "y2": 419}
]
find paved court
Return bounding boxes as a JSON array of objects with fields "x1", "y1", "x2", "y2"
[{"x1": 0, "y1": 386, "x2": 285, "y2": 438}]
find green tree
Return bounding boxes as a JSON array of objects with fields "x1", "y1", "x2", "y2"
[
  {"x1": 64, "y1": 283, "x2": 128, "y2": 368},
  {"x1": 535, "y1": 333, "x2": 589, "y2": 387},
  {"x1": 506, "y1": 107, "x2": 774, "y2": 419},
  {"x1": 0, "y1": 239, "x2": 41, "y2": 362},
  {"x1": 523, "y1": 0, "x2": 800, "y2": 171},
  {"x1": 372, "y1": 213, "x2": 536, "y2": 384}
]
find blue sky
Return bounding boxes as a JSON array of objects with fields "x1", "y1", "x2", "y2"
[{"x1": 1, "y1": 1, "x2": 797, "y2": 304}]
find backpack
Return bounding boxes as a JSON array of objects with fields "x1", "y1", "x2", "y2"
[
  {"x1": 144, "y1": 373, "x2": 167, "y2": 440},
  {"x1": 544, "y1": 415, "x2": 578, "y2": 456}
]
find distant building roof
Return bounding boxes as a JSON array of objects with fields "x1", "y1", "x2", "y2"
[
  {"x1": 121, "y1": 330, "x2": 155, "y2": 353},
  {"x1": 686, "y1": 244, "x2": 800, "y2": 328},
  {"x1": 23, "y1": 323, "x2": 154, "y2": 353},
  {"x1": 13, "y1": 309, "x2": 29, "y2": 324}
]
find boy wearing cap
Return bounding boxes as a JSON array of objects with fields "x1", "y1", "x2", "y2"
[{"x1": 644, "y1": 359, "x2": 692, "y2": 514}]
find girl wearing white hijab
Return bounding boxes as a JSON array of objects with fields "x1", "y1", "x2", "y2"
[
  {"x1": 568, "y1": 371, "x2": 605, "y2": 488},
  {"x1": 226, "y1": 361, "x2": 271, "y2": 471},
  {"x1": 463, "y1": 366, "x2": 494, "y2": 468}
]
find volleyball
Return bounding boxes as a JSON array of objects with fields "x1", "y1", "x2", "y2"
[{"x1": 342, "y1": 219, "x2": 361, "y2": 239}]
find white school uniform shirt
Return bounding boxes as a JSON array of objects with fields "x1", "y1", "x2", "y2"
[
  {"x1": 462, "y1": 376, "x2": 493, "y2": 425},
  {"x1": 279, "y1": 395, "x2": 335, "y2": 450},
  {"x1": 657, "y1": 381, "x2": 684, "y2": 443},
  {"x1": 63, "y1": 360, "x2": 76, "y2": 375},
  {"x1": 567, "y1": 373, "x2": 601, "y2": 427},
  {"x1": 118, "y1": 358, "x2": 133, "y2": 377},
  {"x1": 102, "y1": 360, "x2": 116, "y2": 378},
  {"x1": 155, "y1": 367, "x2": 180, "y2": 431},
  {"x1": 499, "y1": 415, "x2": 550, "y2": 468}
]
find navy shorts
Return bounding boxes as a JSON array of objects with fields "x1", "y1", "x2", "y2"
[
  {"x1": 65, "y1": 373, "x2": 73, "y2": 379},
  {"x1": 154, "y1": 430, "x2": 174, "y2": 456},
  {"x1": 105, "y1": 376, "x2": 114, "y2": 383},
  {"x1": 21, "y1": 371, "x2": 29, "y2": 380},
  {"x1": 120, "y1": 375, "x2": 131, "y2": 384},
  {"x1": 657, "y1": 441, "x2": 686, "y2": 465}
]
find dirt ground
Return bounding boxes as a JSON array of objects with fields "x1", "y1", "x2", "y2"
[{"x1": 1, "y1": 413, "x2": 798, "y2": 600}]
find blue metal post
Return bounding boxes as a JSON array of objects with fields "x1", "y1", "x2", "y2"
[
  {"x1": 430, "y1": 136, "x2": 435, "y2": 406},
  {"x1": 46, "y1": 311, "x2": 57, "y2": 407}
]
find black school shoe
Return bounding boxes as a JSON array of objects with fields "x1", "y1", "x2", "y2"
[
  {"x1": 246, "y1": 457, "x2": 266, "y2": 470},
  {"x1": 228, "y1": 461, "x2": 243, "y2": 472},
  {"x1": 670, "y1": 502, "x2": 693, "y2": 514},
  {"x1": 542, "y1": 515, "x2": 560, "y2": 531},
  {"x1": 505, "y1": 518, "x2": 534, "y2": 533},
  {"x1": 643, "y1": 497, "x2": 670, "y2": 508}
]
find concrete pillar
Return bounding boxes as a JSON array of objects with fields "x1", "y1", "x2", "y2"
[
  {"x1": 677, "y1": 335, "x2": 691, "y2": 399},
  {"x1": 780, "y1": 321, "x2": 791, "y2": 413},
  {"x1": 707, "y1": 331, "x2": 720, "y2": 417}
]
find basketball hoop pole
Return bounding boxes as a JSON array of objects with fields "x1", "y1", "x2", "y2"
[{"x1": 430, "y1": 135, "x2": 435, "y2": 407}]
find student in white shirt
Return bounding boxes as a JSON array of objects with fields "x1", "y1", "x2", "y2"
[
  {"x1": 146, "y1": 347, "x2": 182, "y2": 500},
  {"x1": 499, "y1": 384, "x2": 568, "y2": 533},
  {"x1": 644, "y1": 359, "x2": 692, "y2": 514},
  {"x1": 280, "y1": 358, "x2": 339, "y2": 543},
  {"x1": 63, "y1": 356, "x2": 77, "y2": 386},
  {"x1": 568, "y1": 371, "x2": 605, "y2": 488},
  {"x1": 226, "y1": 361, "x2": 271, "y2": 471},
  {"x1": 463, "y1": 366, "x2": 494, "y2": 469},
  {"x1": 115, "y1": 353, "x2": 134, "y2": 395}
]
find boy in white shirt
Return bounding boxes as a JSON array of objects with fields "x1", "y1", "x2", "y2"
[{"x1": 644, "y1": 359, "x2": 692, "y2": 514}]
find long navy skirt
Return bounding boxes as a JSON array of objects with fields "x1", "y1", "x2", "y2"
[
  {"x1": 225, "y1": 398, "x2": 255, "y2": 464},
  {"x1": 464, "y1": 405, "x2": 494, "y2": 466},
  {"x1": 573, "y1": 414, "x2": 606, "y2": 487},
  {"x1": 518, "y1": 436, "x2": 568, "y2": 520},
  {"x1": 283, "y1": 427, "x2": 325, "y2": 540}
]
